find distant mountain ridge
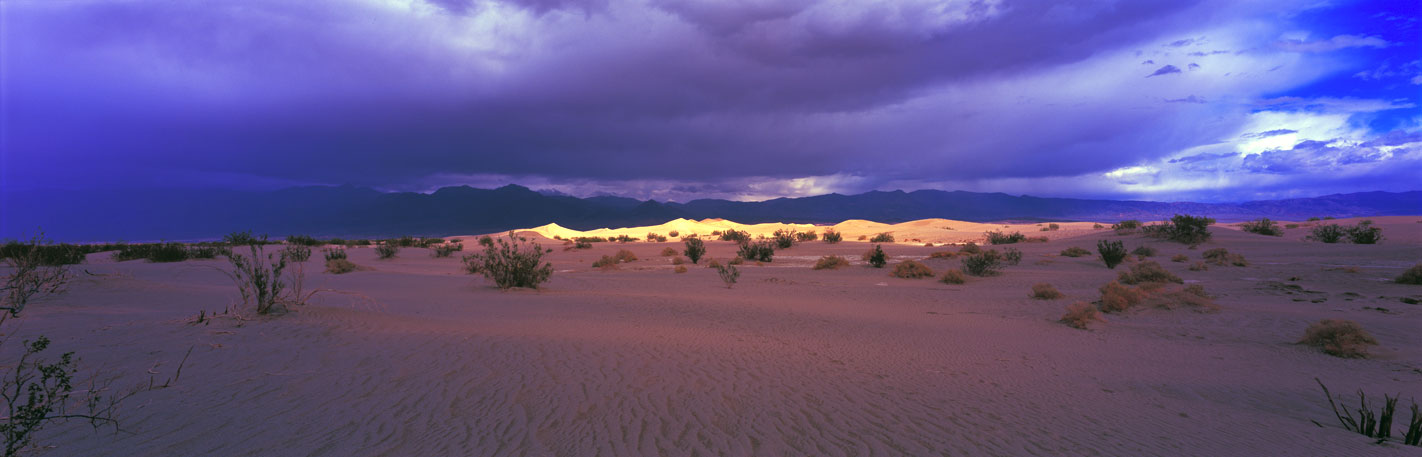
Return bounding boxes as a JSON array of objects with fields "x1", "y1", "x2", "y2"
[{"x1": 3, "y1": 185, "x2": 1418, "y2": 242}]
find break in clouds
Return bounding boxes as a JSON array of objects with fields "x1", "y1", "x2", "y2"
[{"x1": 3, "y1": 0, "x2": 1419, "y2": 202}]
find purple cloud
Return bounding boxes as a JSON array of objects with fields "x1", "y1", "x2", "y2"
[{"x1": 1147, "y1": 65, "x2": 1183, "y2": 77}]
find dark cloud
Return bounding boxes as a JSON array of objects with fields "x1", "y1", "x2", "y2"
[
  {"x1": 1166, "y1": 95, "x2": 1207, "y2": 103},
  {"x1": 1241, "y1": 129, "x2": 1297, "y2": 139},
  {"x1": 1147, "y1": 64, "x2": 1182, "y2": 77}
]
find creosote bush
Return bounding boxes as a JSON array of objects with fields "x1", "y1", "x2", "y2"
[
  {"x1": 1202, "y1": 248, "x2": 1247, "y2": 266},
  {"x1": 958, "y1": 242, "x2": 981, "y2": 254},
  {"x1": 1131, "y1": 246, "x2": 1156, "y2": 257},
  {"x1": 668, "y1": 231, "x2": 679, "y2": 238},
  {"x1": 1240, "y1": 218, "x2": 1283, "y2": 236},
  {"x1": 890, "y1": 260, "x2": 933, "y2": 279},
  {"x1": 462, "y1": 232, "x2": 554, "y2": 289},
  {"x1": 0, "y1": 240, "x2": 85, "y2": 266},
  {"x1": 796, "y1": 231, "x2": 818, "y2": 242},
  {"x1": 1060, "y1": 302, "x2": 1103, "y2": 329},
  {"x1": 286, "y1": 235, "x2": 322, "y2": 246},
  {"x1": 1117, "y1": 261, "x2": 1182, "y2": 285},
  {"x1": 1031, "y1": 283, "x2": 1063, "y2": 300},
  {"x1": 325, "y1": 259, "x2": 359, "y2": 274},
  {"x1": 375, "y1": 242, "x2": 399, "y2": 259},
  {"x1": 715, "y1": 263, "x2": 739, "y2": 288},
  {"x1": 813, "y1": 255, "x2": 850, "y2": 270},
  {"x1": 1346, "y1": 220, "x2": 1383, "y2": 244},
  {"x1": 821, "y1": 230, "x2": 842, "y2": 243},
  {"x1": 870, "y1": 232, "x2": 895, "y2": 243},
  {"x1": 1396, "y1": 264, "x2": 1422, "y2": 285},
  {"x1": 961, "y1": 250, "x2": 1002, "y2": 276},
  {"x1": 671, "y1": 256, "x2": 686, "y2": 265},
  {"x1": 660, "y1": 247, "x2": 678, "y2": 257},
  {"x1": 1189, "y1": 261, "x2": 1208, "y2": 271},
  {"x1": 674, "y1": 265, "x2": 688, "y2": 274},
  {"x1": 323, "y1": 248, "x2": 347, "y2": 261},
  {"x1": 928, "y1": 251, "x2": 956, "y2": 259},
  {"x1": 1299, "y1": 319, "x2": 1378, "y2": 358},
  {"x1": 863, "y1": 245, "x2": 887, "y2": 268},
  {"x1": 1306, "y1": 224, "x2": 1347, "y2": 243},
  {"x1": 1097, "y1": 240, "x2": 1127, "y2": 269},
  {"x1": 683, "y1": 238, "x2": 706, "y2": 264},
  {"x1": 719, "y1": 230, "x2": 750, "y2": 242},
  {"x1": 432, "y1": 242, "x2": 464, "y2": 258},
  {"x1": 1060, "y1": 246, "x2": 1090, "y2": 257},
  {"x1": 1003, "y1": 248, "x2": 1022, "y2": 266},
  {"x1": 772, "y1": 229, "x2": 798, "y2": 249},
  {"x1": 985, "y1": 231, "x2": 1026, "y2": 245},
  {"x1": 1143, "y1": 214, "x2": 1214, "y2": 245},
  {"x1": 1171, "y1": 254, "x2": 1188, "y2": 262},
  {"x1": 738, "y1": 241, "x2": 774, "y2": 262},
  {"x1": 1112, "y1": 220, "x2": 1142, "y2": 234},
  {"x1": 939, "y1": 269, "x2": 966, "y2": 285},
  {"x1": 645, "y1": 233, "x2": 668, "y2": 243}
]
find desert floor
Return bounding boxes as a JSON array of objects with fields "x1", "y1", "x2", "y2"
[{"x1": 9, "y1": 216, "x2": 1422, "y2": 456}]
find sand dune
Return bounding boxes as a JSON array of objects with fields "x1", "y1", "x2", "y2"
[
  {"x1": 8, "y1": 216, "x2": 1421, "y2": 456},
  {"x1": 520, "y1": 217, "x2": 1100, "y2": 245}
]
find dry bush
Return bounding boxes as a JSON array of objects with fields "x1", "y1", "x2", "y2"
[
  {"x1": 1099, "y1": 281, "x2": 1145, "y2": 313},
  {"x1": 660, "y1": 247, "x2": 678, "y2": 256},
  {"x1": 821, "y1": 230, "x2": 842, "y2": 243},
  {"x1": 1031, "y1": 283, "x2": 1064, "y2": 300},
  {"x1": 1117, "y1": 261, "x2": 1183, "y2": 285},
  {"x1": 813, "y1": 255, "x2": 850, "y2": 270},
  {"x1": 1397, "y1": 264, "x2": 1422, "y2": 285},
  {"x1": 375, "y1": 242, "x2": 399, "y2": 259},
  {"x1": 668, "y1": 231, "x2": 679, "y2": 238},
  {"x1": 1299, "y1": 319, "x2": 1378, "y2": 358},
  {"x1": 939, "y1": 269, "x2": 966, "y2": 284},
  {"x1": 671, "y1": 256, "x2": 686, "y2": 265},
  {"x1": 707, "y1": 259, "x2": 722, "y2": 269},
  {"x1": 592, "y1": 255, "x2": 621, "y2": 270},
  {"x1": 958, "y1": 242, "x2": 981, "y2": 254},
  {"x1": 1241, "y1": 218, "x2": 1284, "y2": 236},
  {"x1": 1171, "y1": 254, "x2": 1188, "y2": 262},
  {"x1": 1188, "y1": 261, "x2": 1208, "y2": 271},
  {"x1": 324, "y1": 259, "x2": 360, "y2": 274},
  {"x1": 928, "y1": 251, "x2": 956, "y2": 259},
  {"x1": 729, "y1": 257, "x2": 744, "y2": 265},
  {"x1": 613, "y1": 249, "x2": 637, "y2": 263},
  {"x1": 961, "y1": 250, "x2": 1003, "y2": 276},
  {"x1": 1132, "y1": 246, "x2": 1156, "y2": 257},
  {"x1": 1202, "y1": 248, "x2": 1247, "y2": 266},
  {"x1": 646, "y1": 233, "x2": 668, "y2": 243},
  {"x1": 1143, "y1": 285, "x2": 1219, "y2": 312},
  {"x1": 1060, "y1": 302, "x2": 1103, "y2": 329},
  {"x1": 1060, "y1": 246, "x2": 1090, "y2": 257},
  {"x1": 715, "y1": 263, "x2": 739, "y2": 288},
  {"x1": 890, "y1": 260, "x2": 934, "y2": 279},
  {"x1": 674, "y1": 265, "x2": 688, "y2": 274},
  {"x1": 2, "y1": 235, "x2": 73, "y2": 319}
]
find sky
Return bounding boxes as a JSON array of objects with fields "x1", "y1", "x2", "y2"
[{"x1": 2, "y1": 0, "x2": 1419, "y2": 203}]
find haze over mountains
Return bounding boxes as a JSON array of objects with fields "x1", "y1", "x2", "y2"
[{"x1": 3, "y1": 185, "x2": 1418, "y2": 242}]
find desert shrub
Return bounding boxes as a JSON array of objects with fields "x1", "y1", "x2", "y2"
[
  {"x1": 224, "y1": 244, "x2": 289, "y2": 314},
  {"x1": 729, "y1": 257, "x2": 744, "y2": 265},
  {"x1": 1117, "y1": 261, "x2": 1182, "y2": 285},
  {"x1": 1346, "y1": 220, "x2": 1383, "y2": 244},
  {"x1": 1171, "y1": 254, "x2": 1188, "y2": 262},
  {"x1": 813, "y1": 255, "x2": 850, "y2": 270},
  {"x1": 870, "y1": 232, "x2": 895, "y2": 243},
  {"x1": 958, "y1": 242, "x2": 981, "y2": 254},
  {"x1": 187, "y1": 245, "x2": 224, "y2": 259},
  {"x1": 1131, "y1": 246, "x2": 1156, "y2": 257},
  {"x1": 772, "y1": 229, "x2": 797, "y2": 249},
  {"x1": 282, "y1": 245, "x2": 312, "y2": 263},
  {"x1": 1202, "y1": 248, "x2": 1247, "y2": 266},
  {"x1": 646, "y1": 233, "x2": 668, "y2": 243},
  {"x1": 223, "y1": 231, "x2": 265, "y2": 246},
  {"x1": 1307, "y1": 217, "x2": 1321, "y2": 221},
  {"x1": 1299, "y1": 319, "x2": 1378, "y2": 358},
  {"x1": 146, "y1": 242, "x2": 191, "y2": 263},
  {"x1": 668, "y1": 231, "x2": 679, "y2": 238},
  {"x1": 683, "y1": 238, "x2": 706, "y2": 264},
  {"x1": 715, "y1": 264, "x2": 739, "y2": 288},
  {"x1": 961, "y1": 250, "x2": 1002, "y2": 276},
  {"x1": 929, "y1": 251, "x2": 956, "y2": 259},
  {"x1": 1188, "y1": 261, "x2": 1208, "y2": 271},
  {"x1": 857, "y1": 235, "x2": 868, "y2": 241},
  {"x1": 1048, "y1": 223, "x2": 1060, "y2": 231},
  {"x1": 674, "y1": 265, "x2": 688, "y2": 274},
  {"x1": 613, "y1": 249, "x2": 637, "y2": 263},
  {"x1": 461, "y1": 232, "x2": 554, "y2": 289},
  {"x1": 1324, "y1": 216, "x2": 1336, "y2": 220},
  {"x1": 1285, "y1": 223, "x2": 1300, "y2": 229},
  {"x1": 671, "y1": 256, "x2": 686, "y2": 265},
  {"x1": 1060, "y1": 302, "x2": 1102, "y2": 329},
  {"x1": 1002, "y1": 248, "x2": 1022, "y2": 266},
  {"x1": 1240, "y1": 218, "x2": 1283, "y2": 236},
  {"x1": 1144, "y1": 214, "x2": 1214, "y2": 245},
  {"x1": 325, "y1": 259, "x2": 358, "y2": 274},
  {"x1": 890, "y1": 260, "x2": 933, "y2": 279},
  {"x1": 612, "y1": 234, "x2": 638, "y2": 243},
  {"x1": 863, "y1": 245, "x2": 887, "y2": 268},
  {"x1": 1093, "y1": 223, "x2": 1104, "y2": 230},
  {"x1": 821, "y1": 230, "x2": 842, "y2": 243},
  {"x1": 2, "y1": 235, "x2": 73, "y2": 319},
  {"x1": 1314, "y1": 380, "x2": 1422, "y2": 445},
  {"x1": 1397, "y1": 264, "x2": 1422, "y2": 285},
  {"x1": 571, "y1": 239, "x2": 593, "y2": 250},
  {"x1": 1112, "y1": 220, "x2": 1142, "y2": 233},
  {"x1": 737, "y1": 241, "x2": 774, "y2": 262},
  {"x1": 1031, "y1": 283, "x2": 1063, "y2": 300},
  {"x1": 432, "y1": 242, "x2": 464, "y2": 258},
  {"x1": 1, "y1": 335, "x2": 127, "y2": 457},
  {"x1": 660, "y1": 247, "x2": 678, "y2": 256},
  {"x1": 1060, "y1": 247, "x2": 1090, "y2": 257},
  {"x1": 985, "y1": 230, "x2": 1026, "y2": 245},
  {"x1": 1306, "y1": 224, "x2": 1347, "y2": 243},
  {"x1": 375, "y1": 242, "x2": 399, "y2": 259},
  {"x1": 1098, "y1": 281, "x2": 1145, "y2": 313},
  {"x1": 591, "y1": 255, "x2": 620, "y2": 270},
  {"x1": 323, "y1": 248, "x2": 347, "y2": 261},
  {"x1": 1097, "y1": 240, "x2": 1127, "y2": 269},
  {"x1": 796, "y1": 231, "x2": 818, "y2": 242},
  {"x1": 939, "y1": 269, "x2": 966, "y2": 284},
  {"x1": 479, "y1": 236, "x2": 497, "y2": 247},
  {"x1": 719, "y1": 230, "x2": 750, "y2": 242},
  {"x1": 0, "y1": 241, "x2": 85, "y2": 266},
  {"x1": 286, "y1": 234, "x2": 322, "y2": 246}
]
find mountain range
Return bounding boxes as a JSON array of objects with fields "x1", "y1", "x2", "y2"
[{"x1": 3, "y1": 185, "x2": 1418, "y2": 242}]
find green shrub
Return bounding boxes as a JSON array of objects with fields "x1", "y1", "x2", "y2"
[
  {"x1": 375, "y1": 242, "x2": 399, "y2": 259},
  {"x1": 1060, "y1": 246, "x2": 1090, "y2": 257},
  {"x1": 890, "y1": 260, "x2": 933, "y2": 278},
  {"x1": 1003, "y1": 247, "x2": 1022, "y2": 265},
  {"x1": 737, "y1": 241, "x2": 774, "y2": 262},
  {"x1": 323, "y1": 248, "x2": 347, "y2": 261},
  {"x1": 223, "y1": 231, "x2": 266, "y2": 246},
  {"x1": 796, "y1": 231, "x2": 818, "y2": 242},
  {"x1": 863, "y1": 245, "x2": 887, "y2": 268},
  {"x1": 1143, "y1": 214, "x2": 1214, "y2": 244},
  {"x1": 286, "y1": 234, "x2": 322, "y2": 246},
  {"x1": 1098, "y1": 240, "x2": 1127, "y2": 269},
  {"x1": 1132, "y1": 246, "x2": 1156, "y2": 257},
  {"x1": 187, "y1": 245, "x2": 224, "y2": 259},
  {"x1": 645, "y1": 233, "x2": 668, "y2": 243},
  {"x1": 146, "y1": 242, "x2": 191, "y2": 263},
  {"x1": 0, "y1": 241, "x2": 85, "y2": 266},
  {"x1": 1397, "y1": 264, "x2": 1422, "y2": 285},
  {"x1": 719, "y1": 230, "x2": 750, "y2": 242},
  {"x1": 1346, "y1": 220, "x2": 1383, "y2": 244},
  {"x1": 224, "y1": 244, "x2": 289, "y2": 314},
  {"x1": 1306, "y1": 224, "x2": 1346, "y2": 243},
  {"x1": 985, "y1": 231, "x2": 1026, "y2": 245},
  {"x1": 461, "y1": 232, "x2": 554, "y2": 289},
  {"x1": 1092, "y1": 223, "x2": 1104, "y2": 230},
  {"x1": 813, "y1": 255, "x2": 850, "y2": 270},
  {"x1": 1048, "y1": 223, "x2": 1060, "y2": 231},
  {"x1": 282, "y1": 245, "x2": 312, "y2": 263},
  {"x1": 480, "y1": 236, "x2": 497, "y2": 247},
  {"x1": 821, "y1": 230, "x2": 842, "y2": 243},
  {"x1": 1112, "y1": 220, "x2": 1142, "y2": 233},
  {"x1": 668, "y1": 231, "x2": 679, "y2": 238},
  {"x1": 772, "y1": 229, "x2": 797, "y2": 249},
  {"x1": 870, "y1": 232, "x2": 895, "y2": 243},
  {"x1": 325, "y1": 259, "x2": 358, "y2": 274},
  {"x1": 1240, "y1": 218, "x2": 1283, "y2": 236},
  {"x1": 683, "y1": 238, "x2": 706, "y2": 264},
  {"x1": 715, "y1": 263, "x2": 740, "y2": 288},
  {"x1": 612, "y1": 234, "x2": 637, "y2": 243},
  {"x1": 1117, "y1": 261, "x2": 1182, "y2": 284},
  {"x1": 939, "y1": 269, "x2": 966, "y2": 284},
  {"x1": 961, "y1": 250, "x2": 1002, "y2": 276},
  {"x1": 432, "y1": 242, "x2": 464, "y2": 258},
  {"x1": 1202, "y1": 248, "x2": 1247, "y2": 266}
]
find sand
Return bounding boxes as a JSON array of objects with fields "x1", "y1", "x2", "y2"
[{"x1": 6, "y1": 216, "x2": 1421, "y2": 456}]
